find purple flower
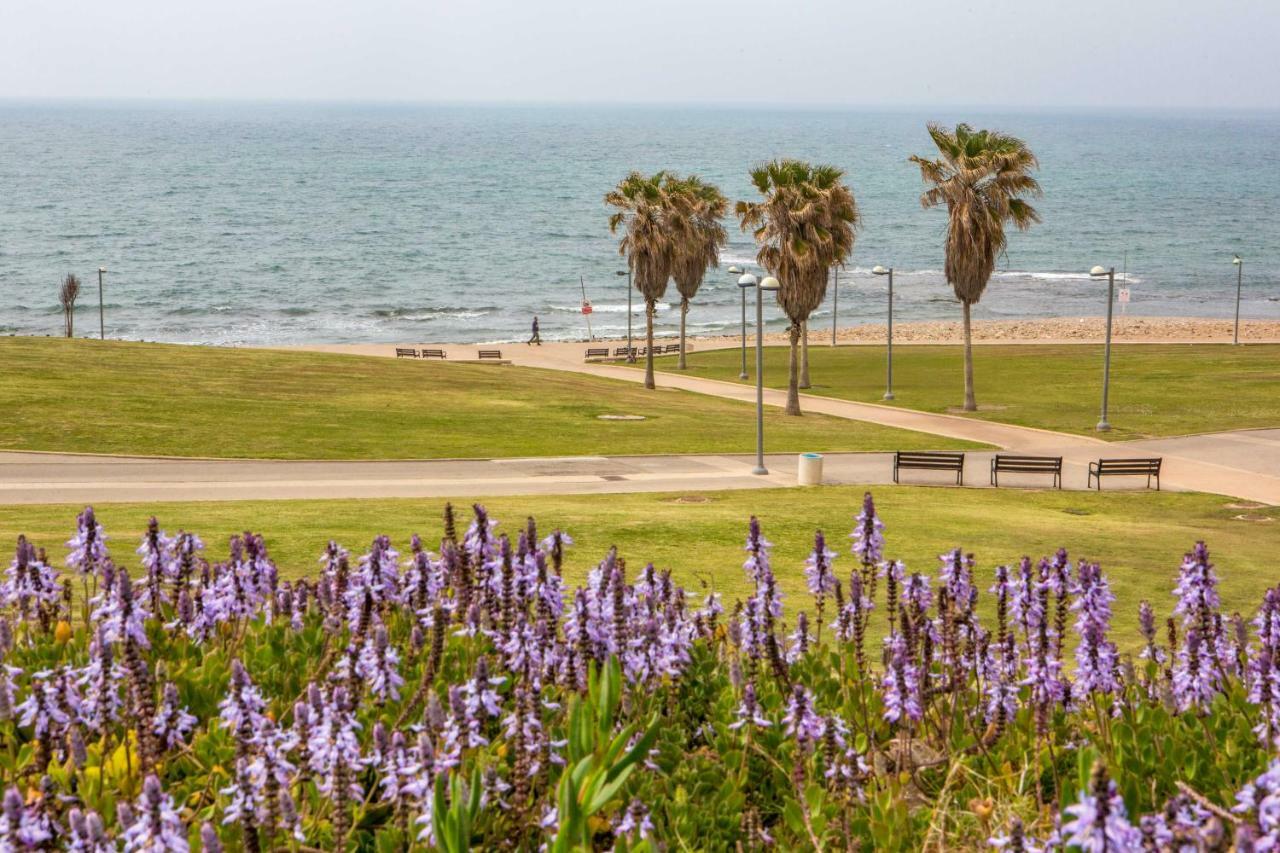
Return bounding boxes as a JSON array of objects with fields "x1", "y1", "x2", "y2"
[
  {"x1": 881, "y1": 633, "x2": 922, "y2": 725},
  {"x1": 2, "y1": 536, "x2": 63, "y2": 617},
  {"x1": 91, "y1": 568, "x2": 150, "y2": 649},
  {"x1": 1061, "y1": 766, "x2": 1143, "y2": 852},
  {"x1": 728, "y1": 681, "x2": 771, "y2": 731},
  {"x1": 219, "y1": 659, "x2": 268, "y2": 734},
  {"x1": 0, "y1": 787, "x2": 52, "y2": 849},
  {"x1": 66, "y1": 506, "x2": 108, "y2": 576},
  {"x1": 16, "y1": 669, "x2": 71, "y2": 738},
  {"x1": 152, "y1": 682, "x2": 197, "y2": 751},
  {"x1": 357, "y1": 624, "x2": 404, "y2": 702},
  {"x1": 464, "y1": 657, "x2": 504, "y2": 719},
  {"x1": 743, "y1": 516, "x2": 774, "y2": 585},
  {"x1": 67, "y1": 807, "x2": 113, "y2": 852},
  {"x1": 123, "y1": 775, "x2": 189, "y2": 852},
  {"x1": 805, "y1": 531, "x2": 837, "y2": 597},
  {"x1": 850, "y1": 492, "x2": 884, "y2": 565},
  {"x1": 1072, "y1": 561, "x2": 1120, "y2": 696},
  {"x1": 1173, "y1": 627, "x2": 1217, "y2": 713},
  {"x1": 615, "y1": 799, "x2": 655, "y2": 841},
  {"x1": 782, "y1": 684, "x2": 826, "y2": 746}
]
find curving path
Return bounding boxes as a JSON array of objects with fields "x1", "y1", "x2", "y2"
[{"x1": 1, "y1": 341, "x2": 1276, "y2": 506}]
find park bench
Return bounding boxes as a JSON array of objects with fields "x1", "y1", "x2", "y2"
[
  {"x1": 585, "y1": 347, "x2": 610, "y2": 360},
  {"x1": 395, "y1": 348, "x2": 418, "y2": 358},
  {"x1": 613, "y1": 347, "x2": 633, "y2": 357},
  {"x1": 477, "y1": 350, "x2": 504, "y2": 361},
  {"x1": 990, "y1": 454, "x2": 1063, "y2": 489},
  {"x1": 664, "y1": 343, "x2": 681, "y2": 354},
  {"x1": 421, "y1": 348, "x2": 447, "y2": 359},
  {"x1": 893, "y1": 451, "x2": 966, "y2": 485},
  {"x1": 1088, "y1": 457, "x2": 1162, "y2": 491}
]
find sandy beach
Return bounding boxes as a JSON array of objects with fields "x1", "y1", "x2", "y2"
[{"x1": 278, "y1": 315, "x2": 1280, "y2": 361}]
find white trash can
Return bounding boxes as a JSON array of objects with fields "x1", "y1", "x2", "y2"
[{"x1": 797, "y1": 452, "x2": 824, "y2": 486}]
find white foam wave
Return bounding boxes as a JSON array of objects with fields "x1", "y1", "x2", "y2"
[{"x1": 551, "y1": 302, "x2": 670, "y2": 314}]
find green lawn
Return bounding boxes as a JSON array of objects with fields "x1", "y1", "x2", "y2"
[
  {"x1": 5, "y1": 485, "x2": 1275, "y2": 650},
  {"x1": 0, "y1": 338, "x2": 975, "y2": 459},
  {"x1": 659, "y1": 343, "x2": 1280, "y2": 440}
]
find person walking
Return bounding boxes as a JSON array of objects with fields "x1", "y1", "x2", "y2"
[{"x1": 527, "y1": 316, "x2": 542, "y2": 346}]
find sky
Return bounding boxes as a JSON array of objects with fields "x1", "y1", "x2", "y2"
[{"x1": 2, "y1": 0, "x2": 1278, "y2": 109}]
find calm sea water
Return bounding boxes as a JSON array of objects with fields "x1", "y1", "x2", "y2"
[{"x1": 1, "y1": 102, "x2": 1277, "y2": 345}]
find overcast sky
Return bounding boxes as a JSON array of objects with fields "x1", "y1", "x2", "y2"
[{"x1": 3, "y1": 0, "x2": 1278, "y2": 109}]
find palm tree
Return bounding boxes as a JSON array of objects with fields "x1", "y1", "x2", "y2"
[
  {"x1": 736, "y1": 160, "x2": 858, "y2": 415},
  {"x1": 665, "y1": 175, "x2": 727, "y2": 370},
  {"x1": 606, "y1": 171, "x2": 681, "y2": 389},
  {"x1": 910, "y1": 123, "x2": 1041, "y2": 411}
]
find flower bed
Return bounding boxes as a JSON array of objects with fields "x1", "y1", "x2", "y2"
[{"x1": 1, "y1": 495, "x2": 1277, "y2": 850}]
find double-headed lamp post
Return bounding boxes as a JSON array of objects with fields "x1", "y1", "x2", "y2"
[
  {"x1": 615, "y1": 269, "x2": 635, "y2": 362},
  {"x1": 872, "y1": 265, "x2": 895, "y2": 400},
  {"x1": 737, "y1": 273, "x2": 780, "y2": 475},
  {"x1": 1233, "y1": 255, "x2": 1243, "y2": 346},
  {"x1": 1089, "y1": 265, "x2": 1116, "y2": 432},
  {"x1": 728, "y1": 265, "x2": 748, "y2": 379}
]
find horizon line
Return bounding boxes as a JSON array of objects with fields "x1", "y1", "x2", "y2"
[{"x1": 1, "y1": 95, "x2": 1278, "y2": 116}]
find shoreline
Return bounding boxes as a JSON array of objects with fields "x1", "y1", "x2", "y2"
[{"x1": 269, "y1": 316, "x2": 1280, "y2": 359}]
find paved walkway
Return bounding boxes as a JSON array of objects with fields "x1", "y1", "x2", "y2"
[
  {"x1": 4, "y1": 340, "x2": 1277, "y2": 506},
  {"x1": 3, "y1": 431, "x2": 1278, "y2": 505}
]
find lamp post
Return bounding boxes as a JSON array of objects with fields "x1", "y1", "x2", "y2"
[
  {"x1": 738, "y1": 273, "x2": 780, "y2": 475},
  {"x1": 1233, "y1": 255, "x2": 1243, "y2": 345},
  {"x1": 830, "y1": 267, "x2": 838, "y2": 346},
  {"x1": 615, "y1": 269, "x2": 634, "y2": 362},
  {"x1": 872, "y1": 265, "x2": 895, "y2": 400},
  {"x1": 97, "y1": 267, "x2": 106, "y2": 340},
  {"x1": 1089, "y1": 265, "x2": 1115, "y2": 432},
  {"x1": 729, "y1": 266, "x2": 748, "y2": 379}
]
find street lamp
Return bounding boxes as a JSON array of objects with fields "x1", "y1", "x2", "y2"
[
  {"x1": 1233, "y1": 255, "x2": 1243, "y2": 345},
  {"x1": 729, "y1": 266, "x2": 748, "y2": 379},
  {"x1": 1089, "y1": 265, "x2": 1116, "y2": 432},
  {"x1": 830, "y1": 267, "x2": 839, "y2": 346},
  {"x1": 615, "y1": 269, "x2": 635, "y2": 362},
  {"x1": 739, "y1": 273, "x2": 779, "y2": 474},
  {"x1": 872, "y1": 265, "x2": 895, "y2": 400},
  {"x1": 97, "y1": 267, "x2": 107, "y2": 340}
]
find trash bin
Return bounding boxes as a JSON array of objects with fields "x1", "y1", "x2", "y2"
[{"x1": 797, "y1": 452, "x2": 824, "y2": 486}]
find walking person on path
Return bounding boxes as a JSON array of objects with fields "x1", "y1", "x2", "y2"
[{"x1": 527, "y1": 316, "x2": 542, "y2": 345}]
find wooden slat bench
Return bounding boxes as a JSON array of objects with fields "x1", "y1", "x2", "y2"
[
  {"x1": 421, "y1": 348, "x2": 447, "y2": 359},
  {"x1": 893, "y1": 451, "x2": 966, "y2": 485},
  {"x1": 1088, "y1": 458, "x2": 1162, "y2": 490},
  {"x1": 477, "y1": 350, "x2": 504, "y2": 361},
  {"x1": 395, "y1": 348, "x2": 419, "y2": 358},
  {"x1": 613, "y1": 347, "x2": 634, "y2": 358},
  {"x1": 585, "y1": 347, "x2": 610, "y2": 360},
  {"x1": 990, "y1": 454, "x2": 1063, "y2": 488}
]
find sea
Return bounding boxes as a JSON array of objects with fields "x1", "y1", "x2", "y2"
[{"x1": 1, "y1": 101, "x2": 1277, "y2": 345}]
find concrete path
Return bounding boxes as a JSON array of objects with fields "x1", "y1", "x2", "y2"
[{"x1": 3, "y1": 435, "x2": 1278, "y2": 505}]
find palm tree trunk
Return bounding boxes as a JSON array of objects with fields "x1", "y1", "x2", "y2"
[
  {"x1": 678, "y1": 297, "x2": 689, "y2": 370},
  {"x1": 644, "y1": 299, "x2": 656, "y2": 390},
  {"x1": 785, "y1": 322, "x2": 802, "y2": 416},
  {"x1": 799, "y1": 320, "x2": 810, "y2": 389},
  {"x1": 962, "y1": 300, "x2": 976, "y2": 411}
]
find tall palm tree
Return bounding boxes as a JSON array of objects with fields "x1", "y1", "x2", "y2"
[
  {"x1": 606, "y1": 171, "x2": 682, "y2": 389},
  {"x1": 665, "y1": 174, "x2": 727, "y2": 370},
  {"x1": 736, "y1": 160, "x2": 858, "y2": 415},
  {"x1": 910, "y1": 123, "x2": 1042, "y2": 411}
]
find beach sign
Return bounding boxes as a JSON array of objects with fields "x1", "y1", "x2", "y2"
[
  {"x1": 581, "y1": 301, "x2": 593, "y2": 315},
  {"x1": 1118, "y1": 288, "x2": 1130, "y2": 303}
]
